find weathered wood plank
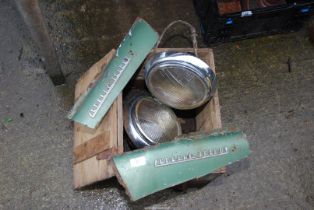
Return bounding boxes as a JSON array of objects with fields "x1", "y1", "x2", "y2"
[
  {"x1": 73, "y1": 49, "x2": 123, "y2": 189},
  {"x1": 73, "y1": 132, "x2": 111, "y2": 164}
]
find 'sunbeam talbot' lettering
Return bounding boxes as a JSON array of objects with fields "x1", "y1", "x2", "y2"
[
  {"x1": 154, "y1": 146, "x2": 228, "y2": 167},
  {"x1": 89, "y1": 57, "x2": 131, "y2": 118}
]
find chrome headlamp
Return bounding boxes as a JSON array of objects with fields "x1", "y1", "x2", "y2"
[
  {"x1": 124, "y1": 90, "x2": 182, "y2": 149},
  {"x1": 144, "y1": 51, "x2": 216, "y2": 110}
]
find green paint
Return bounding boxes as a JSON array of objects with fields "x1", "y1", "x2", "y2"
[
  {"x1": 68, "y1": 18, "x2": 159, "y2": 128},
  {"x1": 113, "y1": 131, "x2": 250, "y2": 201},
  {"x1": 3, "y1": 117, "x2": 13, "y2": 124}
]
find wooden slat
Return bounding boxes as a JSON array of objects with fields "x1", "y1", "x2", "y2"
[
  {"x1": 73, "y1": 132, "x2": 110, "y2": 164},
  {"x1": 116, "y1": 94, "x2": 124, "y2": 151},
  {"x1": 196, "y1": 49, "x2": 224, "y2": 173},
  {"x1": 196, "y1": 48, "x2": 223, "y2": 132},
  {"x1": 96, "y1": 147, "x2": 121, "y2": 160},
  {"x1": 73, "y1": 49, "x2": 124, "y2": 189}
]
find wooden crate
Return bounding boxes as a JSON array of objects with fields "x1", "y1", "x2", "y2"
[{"x1": 72, "y1": 48, "x2": 224, "y2": 189}]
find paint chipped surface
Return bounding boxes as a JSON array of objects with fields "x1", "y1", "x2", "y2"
[
  {"x1": 68, "y1": 18, "x2": 159, "y2": 128},
  {"x1": 113, "y1": 131, "x2": 250, "y2": 201}
]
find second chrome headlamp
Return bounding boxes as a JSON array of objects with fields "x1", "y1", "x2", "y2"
[{"x1": 124, "y1": 90, "x2": 182, "y2": 149}]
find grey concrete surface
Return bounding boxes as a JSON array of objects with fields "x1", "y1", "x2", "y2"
[{"x1": 0, "y1": 0, "x2": 314, "y2": 209}]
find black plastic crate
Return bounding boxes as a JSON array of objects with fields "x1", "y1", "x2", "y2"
[{"x1": 194, "y1": 0, "x2": 314, "y2": 45}]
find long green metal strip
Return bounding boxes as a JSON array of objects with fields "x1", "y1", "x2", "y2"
[
  {"x1": 113, "y1": 131, "x2": 250, "y2": 201},
  {"x1": 68, "y1": 18, "x2": 159, "y2": 128}
]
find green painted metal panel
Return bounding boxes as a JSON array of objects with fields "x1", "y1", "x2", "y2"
[
  {"x1": 68, "y1": 18, "x2": 159, "y2": 128},
  {"x1": 113, "y1": 131, "x2": 250, "y2": 201}
]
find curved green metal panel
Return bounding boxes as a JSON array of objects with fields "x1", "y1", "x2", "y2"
[
  {"x1": 113, "y1": 131, "x2": 250, "y2": 201},
  {"x1": 68, "y1": 18, "x2": 159, "y2": 128}
]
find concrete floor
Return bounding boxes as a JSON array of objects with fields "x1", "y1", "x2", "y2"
[{"x1": 1, "y1": 0, "x2": 314, "y2": 209}]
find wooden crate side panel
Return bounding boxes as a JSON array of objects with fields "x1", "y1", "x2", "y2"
[
  {"x1": 73, "y1": 131, "x2": 111, "y2": 164},
  {"x1": 73, "y1": 100, "x2": 117, "y2": 147},
  {"x1": 73, "y1": 49, "x2": 122, "y2": 189},
  {"x1": 116, "y1": 94, "x2": 124, "y2": 151},
  {"x1": 73, "y1": 158, "x2": 114, "y2": 188},
  {"x1": 196, "y1": 92, "x2": 222, "y2": 132},
  {"x1": 196, "y1": 49, "x2": 222, "y2": 132}
]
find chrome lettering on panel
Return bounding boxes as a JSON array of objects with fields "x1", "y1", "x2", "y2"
[
  {"x1": 89, "y1": 57, "x2": 131, "y2": 118},
  {"x1": 154, "y1": 146, "x2": 228, "y2": 167}
]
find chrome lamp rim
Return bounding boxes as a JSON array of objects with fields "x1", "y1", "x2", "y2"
[
  {"x1": 123, "y1": 91, "x2": 182, "y2": 148},
  {"x1": 144, "y1": 51, "x2": 217, "y2": 110}
]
